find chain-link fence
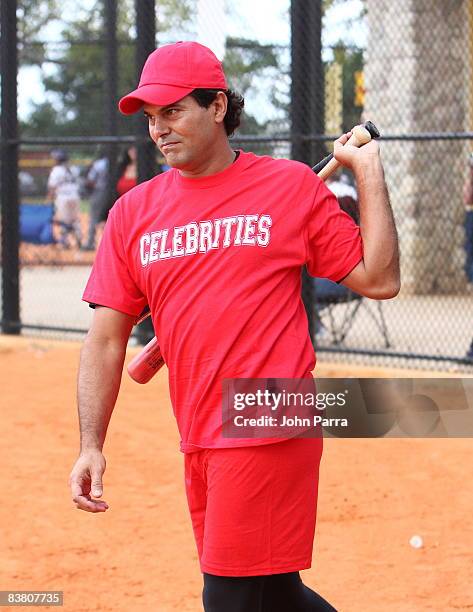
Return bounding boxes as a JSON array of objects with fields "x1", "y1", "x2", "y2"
[{"x1": 1, "y1": 0, "x2": 473, "y2": 371}]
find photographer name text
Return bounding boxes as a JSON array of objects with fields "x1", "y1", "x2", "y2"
[{"x1": 233, "y1": 414, "x2": 348, "y2": 427}]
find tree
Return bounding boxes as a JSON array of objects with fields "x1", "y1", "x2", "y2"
[
  {"x1": 17, "y1": 0, "x2": 60, "y2": 67},
  {"x1": 22, "y1": 0, "x2": 193, "y2": 138},
  {"x1": 332, "y1": 44, "x2": 364, "y2": 132},
  {"x1": 21, "y1": 0, "x2": 365, "y2": 140},
  {"x1": 224, "y1": 37, "x2": 281, "y2": 137},
  {"x1": 323, "y1": 0, "x2": 366, "y2": 132},
  {"x1": 322, "y1": 0, "x2": 366, "y2": 16}
]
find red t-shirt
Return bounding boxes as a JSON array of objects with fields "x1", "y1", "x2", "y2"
[
  {"x1": 116, "y1": 175, "x2": 137, "y2": 197},
  {"x1": 83, "y1": 151, "x2": 362, "y2": 452}
]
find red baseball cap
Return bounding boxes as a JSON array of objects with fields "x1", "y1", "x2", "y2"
[{"x1": 118, "y1": 41, "x2": 227, "y2": 115}]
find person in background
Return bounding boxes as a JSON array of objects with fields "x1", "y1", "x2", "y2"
[
  {"x1": 313, "y1": 172, "x2": 360, "y2": 339},
  {"x1": 466, "y1": 339, "x2": 473, "y2": 361},
  {"x1": 47, "y1": 149, "x2": 82, "y2": 249},
  {"x1": 95, "y1": 146, "x2": 139, "y2": 225},
  {"x1": 463, "y1": 154, "x2": 473, "y2": 361},
  {"x1": 116, "y1": 144, "x2": 155, "y2": 345},
  {"x1": 116, "y1": 145, "x2": 138, "y2": 197},
  {"x1": 326, "y1": 172, "x2": 359, "y2": 222},
  {"x1": 81, "y1": 149, "x2": 109, "y2": 251},
  {"x1": 463, "y1": 153, "x2": 473, "y2": 283}
]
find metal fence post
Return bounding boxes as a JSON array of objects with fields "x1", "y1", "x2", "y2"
[
  {"x1": 1, "y1": 0, "x2": 20, "y2": 335},
  {"x1": 135, "y1": 0, "x2": 156, "y2": 183},
  {"x1": 134, "y1": 0, "x2": 156, "y2": 344},
  {"x1": 290, "y1": 0, "x2": 325, "y2": 163},
  {"x1": 291, "y1": 0, "x2": 324, "y2": 346},
  {"x1": 104, "y1": 0, "x2": 118, "y2": 216}
]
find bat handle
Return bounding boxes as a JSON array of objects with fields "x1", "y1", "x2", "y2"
[
  {"x1": 312, "y1": 152, "x2": 333, "y2": 175},
  {"x1": 314, "y1": 124, "x2": 375, "y2": 180},
  {"x1": 135, "y1": 305, "x2": 151, "y2": 325}
]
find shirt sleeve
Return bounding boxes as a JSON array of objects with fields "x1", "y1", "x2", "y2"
[
  {"x1": 47, "y1": 166, "x2": 61, "y2": 189},
  {"x1": 87, "y1": 163, "x2": 98, "y2": 183},
  {"x1": 306, "y1": 177, "x2": 363, "y2": 282},
  {"x1": 82, "y1": 203, "x2": 147, "y2": 317}
]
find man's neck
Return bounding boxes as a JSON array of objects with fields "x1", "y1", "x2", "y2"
[{"x1": 178, "y1": 143, "x2": 237, "y2": 179}]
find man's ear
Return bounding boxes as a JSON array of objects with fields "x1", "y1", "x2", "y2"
[{"x1": 213, "y1": 91, "x2": 228, "y2": 124}]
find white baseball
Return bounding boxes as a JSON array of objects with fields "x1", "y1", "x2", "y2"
[{"x1": 409, "y1": 535, "x2": 423, "y2": 549}]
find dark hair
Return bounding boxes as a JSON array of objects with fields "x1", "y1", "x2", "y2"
[
  {"x1": 51, "y1": 149, "x2": 68, "y2": 163},
  {"x1": 117, "y1": 147, "x2": 132, "y2": 170},
  {"x1": 189, "y1": 88, "x2": 244, "y2": 137}
]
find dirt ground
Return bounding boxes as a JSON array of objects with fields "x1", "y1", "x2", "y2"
[
  {"x1": 1, "y1": 336, "x2": 472, "y2": 612},
  {"x1": 20, "y1": 213, "x2": 100, "y2": 267}
]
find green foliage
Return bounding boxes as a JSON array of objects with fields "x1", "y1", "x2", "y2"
[
  {"x1": 332, "y1": 44, "x2": 364, "y2": 131},
  {"x1": 224, "y1": 38, "x2": 281, "y2": 136},
  {"x1": 322, "y1": 0, "x2": 338, "y2": 13},
  {"x1": 23, "y1": 16, "x2": 283, "y2": 140},
  {"x1": 17, "y1": 0, "x2": 60, "y2": 67},
  {"x1": 155, "y1": 0, "x2": 194, "y2": 32},
  {"x1": 22, "y1": 0, "x2": 193, "y2": 138},
  {"x1": 20, "y1": 100, "x2": 66, "y2": 135},
  {"x1": 21, "y1": 1, "x2": 364, "y2": 142},
  {"x1": 224, "y1": 38, "x2": 279, "y2": 94},
  {"x1": 323, "y1": 0, "x2": 367, "y2": 16},
  {"x1": 35, "y1": 18, "x2": 135, "y2": 137}
]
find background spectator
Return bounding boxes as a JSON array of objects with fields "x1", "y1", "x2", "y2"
[
  {"x1": 116, "y1": 145, "x2": 138, "y2": 197},
  {"x1": 47, "y1": 149, "x2": 82, "y2": 249},
  {"x1": 81, "y1": 149, "x2": 109, "y2": 251},
  {"x1": 463, "y1": 153, "x2": 473, "y2": 282}
]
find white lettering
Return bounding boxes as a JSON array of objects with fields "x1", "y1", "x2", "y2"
[
  {"x1": 199, "y1": 221, "x2": 213, "y2": 253},
  {"x1": 257, "y1": 215, "x2": 272, "y2": 247},
  {"x1": 159, "y1": 229, "x2": 171, "y2": 259},
  {"x1": 139, "y1": 214, "x2": 274, "y2": 266},
  {"x1": 313, "y1": 416, "x2": 349, "y2": 427},
  {"x1": 221, "y1": 217, "x2": 237, "y2": 247},
  {"x1": 234, "y1": 216, "x2": 246, "y2": 245},
  {"x1": 172, "y1": 226, "x2": 185, "y2": 257},
  {"x1": 149, "y1": 231, "x2": 161, "y2": 263},
  {"x1": 211, "y1": 219, "x2": 222, "y2": 249},
  {"x1": 185, "y1": 222, "x2": 199, "y2": 254},
  {"x1": 271, "y1": 392, "x2": 282, "y2": 411},
  {"x1": 234, "y1": 393, "x2": 246, "y2": 410},
  {"x1": 242, "y1": 215, "x2": 258, "y2": 246},
  {"x1": 140, "y1": 234, "x2": 150, "y2": 266}
]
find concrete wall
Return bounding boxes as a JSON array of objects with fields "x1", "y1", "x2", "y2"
[{"x1": 364, "y1": 0, "x2": 471, "y2": 294}]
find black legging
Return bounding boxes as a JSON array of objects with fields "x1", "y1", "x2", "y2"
[{"x1": 203, "y1": 572, "x2": 337, "y2": 612}]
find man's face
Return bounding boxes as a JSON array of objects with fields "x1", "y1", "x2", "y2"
[{"x1": 143, "y1": 94, "x2": 226, "y2": 172}]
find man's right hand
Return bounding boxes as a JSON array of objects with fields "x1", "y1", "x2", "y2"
[{"x1": 69, "y1": 449, "x2": 109, "y2": 513}]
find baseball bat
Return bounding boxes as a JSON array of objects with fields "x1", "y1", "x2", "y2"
[
  {"x1": 127, "y1": 121, "x2": 380, "y2": 384},
  {"x1": 127, "y1": 307, "x2": 156, "y2": 383},
  {"x1": 312, "y1": 120, "x2": 380, "y2": 178}
]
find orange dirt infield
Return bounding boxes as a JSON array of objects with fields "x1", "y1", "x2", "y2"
[
  {"x1": 20, "y1": 214, "x2": 100, "y2": 266},
  {"x1": 1, "y1": 337, "x2": 472, "y2": 611}
]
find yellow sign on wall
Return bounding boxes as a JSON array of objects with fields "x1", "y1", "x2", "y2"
[
  {"x1": 354, "y1": 70, "x2": 365, "y2": 108},
  {"x1": 325, "y1": 62, "x2": 343, "y2": 135}
]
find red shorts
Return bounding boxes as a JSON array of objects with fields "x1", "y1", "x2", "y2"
[{"x1": 184, "y1": 437, "x2": 323, "y2": 577}]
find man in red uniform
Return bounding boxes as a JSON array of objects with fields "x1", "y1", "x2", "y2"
[{"x1": 69, "y1": 42, "x2": 399, "y2": 611}]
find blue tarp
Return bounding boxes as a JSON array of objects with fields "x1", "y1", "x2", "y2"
[{"x1": 20, "y1": 204, "x2": 55, "y2": 245}]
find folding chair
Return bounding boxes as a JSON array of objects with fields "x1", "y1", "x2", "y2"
[{"x1": 313, "y1": 277, "x2": 391, "y2": 348}]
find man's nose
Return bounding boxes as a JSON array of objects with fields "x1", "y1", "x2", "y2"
[{"x1": 151, "y1": 119, "x2": 170, "y2": 140}]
